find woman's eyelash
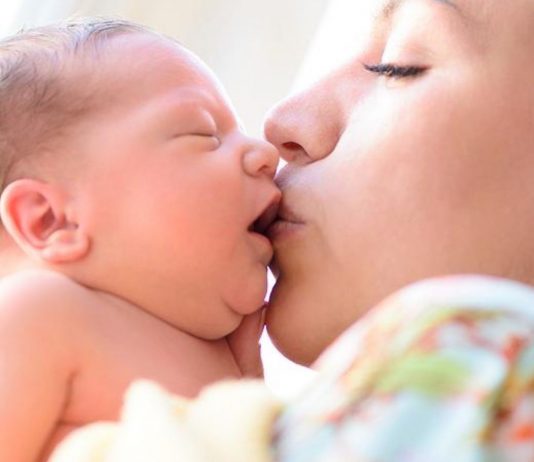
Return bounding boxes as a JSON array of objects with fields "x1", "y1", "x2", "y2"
[{"x1": 364, "y1": 63, "x2": 427, "y2": 78}]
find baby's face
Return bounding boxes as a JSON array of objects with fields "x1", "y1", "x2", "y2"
[
  {"x1": 71, "y1": 34, "x2": 280, "y2": 338},
  {"x1": 265, "y1": 0, "x2": 534, "y2": 363}
]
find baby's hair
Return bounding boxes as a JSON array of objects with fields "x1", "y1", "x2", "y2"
[{"x1": 0, "y1": 18, "x2": 163, "y2": 226}]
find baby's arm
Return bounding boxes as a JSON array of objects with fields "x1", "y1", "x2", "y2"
[{"x1": 0, "y1": 271, "x2": 79, "y2": 462}]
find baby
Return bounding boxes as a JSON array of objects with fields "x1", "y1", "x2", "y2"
[{"x1": 0, "y1": 18, "x2": 280, "y2": 461}]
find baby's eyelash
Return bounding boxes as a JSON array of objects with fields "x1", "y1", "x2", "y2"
[{"x1": 364, "y1": 63, "x2": 427, "y2": 78}]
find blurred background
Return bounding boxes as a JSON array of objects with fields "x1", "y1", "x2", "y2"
[{"x1": 0, "y1": 0, "x2": 337, "y2": 398}]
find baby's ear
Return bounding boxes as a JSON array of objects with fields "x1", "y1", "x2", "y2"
[{"x1": 0, "y1": 179, "x2": 89, "y2": 264}]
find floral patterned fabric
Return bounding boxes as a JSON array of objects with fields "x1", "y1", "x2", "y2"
[{"x1": 273, "y1": 276, "x2": 534, "y2": 462}]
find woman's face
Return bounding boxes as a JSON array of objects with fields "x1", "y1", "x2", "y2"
[{"x1": 264, "y1": 0, "x2": 534, "y2": 365}]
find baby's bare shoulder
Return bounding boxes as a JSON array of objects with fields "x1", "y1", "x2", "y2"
[
  {"x1": 0, "y1": 270, "x2": 95, "y2": 461},
  {"x1": 0, "y1": 269, "x2": 98, "y2": 336}
]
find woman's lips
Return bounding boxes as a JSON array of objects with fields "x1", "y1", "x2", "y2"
[{"x1": 265, "y1": 203, "x2": 306, "y2": 240}]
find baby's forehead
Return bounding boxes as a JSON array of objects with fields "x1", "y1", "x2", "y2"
[
  {"x1": 100, "y1": 36, "x2": 227, "y2": 102},
  {"x1": 95, "y1": 35, "x2": 212, "y2": 91},
  {"x1": 79, "y1": 39, "x2": 237, "y2": 136},
  {"x1": 100, "y1": 33, "x2": 197, "y2": 73}
]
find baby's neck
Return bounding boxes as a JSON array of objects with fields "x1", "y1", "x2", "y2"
[{"x1": 0, "y1": 244, "x2": 39, "y2": 279}]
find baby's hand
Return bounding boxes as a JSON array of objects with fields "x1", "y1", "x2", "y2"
[{"x1": 226, "y1": 307, "x2": 265, "y2": 378}]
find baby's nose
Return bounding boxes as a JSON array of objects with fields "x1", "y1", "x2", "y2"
[{"x1": 242, "y1": 138, "x2": 280, "y2": 179}]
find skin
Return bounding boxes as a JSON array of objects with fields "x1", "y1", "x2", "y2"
[
  {"x1": 264, "y1": 0, "x2": 534, "y2": 365},
  {"x1": 0, "y1": 34, "x2": 279, "y2": 461}
]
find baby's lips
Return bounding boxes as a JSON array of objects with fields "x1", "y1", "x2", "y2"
[{"x1": 253, "y1": 199, "x2": 280, "y2": 235}]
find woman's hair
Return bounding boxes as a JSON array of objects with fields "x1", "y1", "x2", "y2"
[{"x1": 0, "y1": 17, "x2": 160, "y2": 200}]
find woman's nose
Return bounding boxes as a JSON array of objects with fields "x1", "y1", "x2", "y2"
[
  {"x1": 242, "y1": 138, "x2": 280, "y2": 179},
  {"x1": 263, "y1": 84, "x2": 343, "y2": 165}
]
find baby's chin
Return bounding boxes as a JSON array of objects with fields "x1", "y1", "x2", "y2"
[
  {"x1": 196, "y1": 299, "x2": 261, "y2": 341},
  {"x1": 224, "y1": 276, "x2": 268, "y2": 317}
]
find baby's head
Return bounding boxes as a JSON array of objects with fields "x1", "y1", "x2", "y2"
[{"x1": 0, "y1": 19, "x2": 280, "y2": 338}]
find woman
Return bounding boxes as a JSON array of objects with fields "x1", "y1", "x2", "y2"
[{"x1": 262, "y1": 0, "x2": 534, "y2": 459}]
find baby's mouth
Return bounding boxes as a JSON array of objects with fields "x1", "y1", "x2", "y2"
[
  {"x1": 251, "y1": 201, "x2": 280, "y2": 236},
  {"x1": 249, "y1": 194, "x2": 281, "y2": 236}
]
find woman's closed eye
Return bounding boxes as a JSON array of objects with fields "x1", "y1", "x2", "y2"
[{"x1": 363, "y1": 63, "x2": 427, "y2": 79}]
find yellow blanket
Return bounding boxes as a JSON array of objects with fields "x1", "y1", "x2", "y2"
[{"x1": 50, "y1": 380, "x2": 281, "y2": 462}]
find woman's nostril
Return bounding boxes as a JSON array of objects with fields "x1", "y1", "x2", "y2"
[{"x1": 283, "y1": 142, "x2": 303, "y2": 151}]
